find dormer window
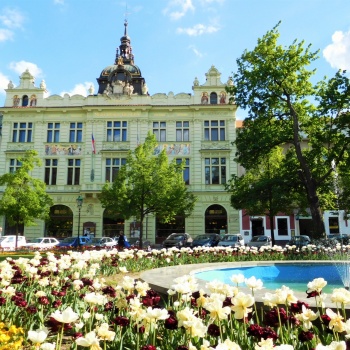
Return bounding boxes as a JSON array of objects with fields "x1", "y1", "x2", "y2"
[
  {"x1": 22, "y1": 95, "x2": 29, "y2": 107},
  {"x1": 210, "y1": 92, "x2": 217, "y2": 104}
]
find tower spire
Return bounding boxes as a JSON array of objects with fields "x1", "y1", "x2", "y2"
[{"x1": 114, "y1": 19, "x2": 133, "y2": 65}]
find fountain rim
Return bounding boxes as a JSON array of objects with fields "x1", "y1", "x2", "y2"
[{"x1": 140, "y1": 260, "x2": 350, "y2": 309}]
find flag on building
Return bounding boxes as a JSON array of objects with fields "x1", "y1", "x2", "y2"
[{"x1": 91, "y1": 134, "x2": 96, "y2": 154}]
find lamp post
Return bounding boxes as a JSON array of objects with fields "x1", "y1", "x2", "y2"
[{"x1": 76, "y1": 195, "x2": 83, "y2": 248}]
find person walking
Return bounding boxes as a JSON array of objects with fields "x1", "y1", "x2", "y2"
[{"x1": 118, "y1": 232, "x2": 125, "y2": 250}]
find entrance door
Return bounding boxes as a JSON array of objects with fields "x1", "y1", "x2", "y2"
[
  {"x1": 251, "y1": 219, "x2": 264, "y2": 236},
  {"x1": 298, "y1": 219, "x2": 315, "y2": 236}
]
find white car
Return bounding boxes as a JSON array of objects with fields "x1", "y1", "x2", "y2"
[
  {"x1": 0, "y1": 235, "x2": 27, "y2": 251},
  {"x1": 25, "y1": 237, "x2": 60, "y2": 250}
]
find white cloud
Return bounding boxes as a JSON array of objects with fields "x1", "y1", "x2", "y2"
[
  {"x1": 0, "y1": 72, "x2": 10, "y2": 96},
  {"x1": 9, "y1": 61, "x2": 43, "y2": 78},
  {"x1": 54, "y1": 0, "x2": 65, "y2": 5},
  {"x1": 189, "y1": 45, "x2": 203, "y2": 57},
  {"x1": 0, "y1": 28, "x2": 13, "y2": 42},
  {"x1": 60, "y1": 82, "x2": 95, "y2": 97},
  {"x1": 163, "y1": 0, "x2": 195, "y2": 20},
  {"x1": 0, "y1": 8, "x2": 24, "y2": 29},
  {"x1": 323, "y1": 30, "x2": 350, "y2": 71},
  {"x1": 177, "y1": 23, "x2": 219, "y2": 36}
]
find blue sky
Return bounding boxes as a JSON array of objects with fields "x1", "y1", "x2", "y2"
[{"x1": 1, "y1": 0, "x2": 350, "y2": 119}]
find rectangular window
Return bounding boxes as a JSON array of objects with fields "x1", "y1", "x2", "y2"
[
  {"x1": 9, "y1": 159, "x2": 22, "y2": 173},
  {"x1": 106, "y1": 121, "x2": 127, "y2": 142},
  {"x1": 47, "y1": 123, "x2": 60, "y2": 143},
  {"x1": 204, "y1": 120, "x2": 225, "y2": 141},
  {"x1": 277, "y1": 218, "x2": 288, "y2": 236},
  {"x1": 12, "y1": 122, "x2": 33, "y2": 142},
  {"x1": 69, "y1": 122, "x2": 83, "y2": 143},
  {"x1": 205, "y1": 157, "x2": 226, "y2": 184},
  {"x1": 67, "y1": 159, "x2": 81, "y2": 185},
  {"x1": 45, "y1": 159, "x2": 58, "y2": 185},
  {"x1": 153, "y1": 121, "x2": 166, "y2": 142},
  {"x1": 176, "y1": 158, "x2": 190, "y2": 185},
  {"x1": 176, "y1": 121, "x2": 189, "y2": 142},
  {"x1": 329, "y1": 217, "x2": 340, "y2": 234},
  {"x1": 105, "y1": 158, "x2": 127, "y2": 182}
]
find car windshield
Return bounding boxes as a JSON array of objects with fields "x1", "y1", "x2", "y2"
[
  {"x1": 168, "y1": 234, "x2": 185, "y2": 240},
  {"x1": 251, "y1": 236, "x2": 262, "y2": 242},
  {"x1": 293, "y1": 237, "x2": 305, "y2": 241},
  {"x1": 89, "y1": 238, "x2": 102, "y2": 244},
  {"x1": 29, "y1": 238, "x2": 44, "y2": 243},
  {"x1": 195, "y1": 235, "x2": 211, "y2": 240},
  {"x1": 222, "y1": 236, "x2": 238, "y2": 241},
  {"x1": 61, "y1": 237, "x2": 76, "y2": 243}
]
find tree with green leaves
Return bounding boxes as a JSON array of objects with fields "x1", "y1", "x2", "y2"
[
  {"x1": 0, "y1": 150, "x2": 53, "y2": 248},
  {"x1": 226, "y1": 23, "x2": 350, "y2": 238},
  {"x1": 99, "y1": 132, "x2": 197, "y2": 248},
  {"x1": 226, "y1": 148, "x2": 305, "y2": 244}
]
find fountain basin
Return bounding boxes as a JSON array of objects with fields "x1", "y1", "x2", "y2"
[
  {"x1": 140, "y1": 261, "x2": 350, "y2": 309},
  {"x1": 194, "y1": 263, "x2": 346, "y2": 294}
]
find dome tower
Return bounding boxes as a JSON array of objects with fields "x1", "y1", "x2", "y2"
[{"x1": 96, "y1": 20, "x2": 147, "y2": 96}]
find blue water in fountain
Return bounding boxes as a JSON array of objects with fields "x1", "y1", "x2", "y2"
[{"x1": 195, "y1": 264, "x2": 345, "y2": 293}]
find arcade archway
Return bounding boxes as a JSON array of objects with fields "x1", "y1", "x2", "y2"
[
  {"x1": 103, "y1": 209, "x2": 124, "y2": 237},
  {"x1": 205, "y1": 204, "x2": 227, "y2": 234},
  {"x1": 155, "y1": 215, "x2": 185, "y2": 244},
  {"x1": 46, "y1": 205, "x2": 73, "y2": 238}
]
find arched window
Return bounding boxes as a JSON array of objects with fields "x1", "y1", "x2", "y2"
[
  {"x1": 22, "y1": 95, "x2": 29, "y2": 107},
  {"x1": 210, "y1": 92, "x2": 217, "y2": 104}
]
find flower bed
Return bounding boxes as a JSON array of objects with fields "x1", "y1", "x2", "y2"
[{"x1": 0, "y1": 244, "x2": 349, "y2": 349}]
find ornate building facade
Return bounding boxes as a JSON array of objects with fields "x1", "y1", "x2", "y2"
[{"x1": 0, "y1": 22, "x2": 240, "y2": 243}]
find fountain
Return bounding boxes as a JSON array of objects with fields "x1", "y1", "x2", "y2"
[
  {"x1": 194, "y1": 263, "x2": 347, "y2": 294},
  {"x1": 334, "y1": 249, "x2": 350, "y2": 290}
]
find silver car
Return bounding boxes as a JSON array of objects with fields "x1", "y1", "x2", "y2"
[
  {"x1": 85, "y1": 237, "x2": 115, "y2": 248},
  {"x1": 247, "y1": 235, "x2": 272, "y2": 248},
  {"x1": 217, "y1": 234, "x2": 245, "y2": 248}
]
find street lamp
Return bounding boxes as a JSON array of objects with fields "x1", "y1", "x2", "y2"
[{"x1": 76, "y1": 195, "x2": 83, "y2": 247}]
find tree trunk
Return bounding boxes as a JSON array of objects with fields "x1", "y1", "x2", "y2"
[
  {"x1": 290, "y1": 101, "x2": 325, "y2": 238},
  {"x1": 15, "y1": 222, "x2": 19, "y2": 250},
  {"x1": 269, "y1": 214, "x2": 275, "y2": 246},
  {"x1": 139, "y1": 212, "x2": 144, "y2": 250}
]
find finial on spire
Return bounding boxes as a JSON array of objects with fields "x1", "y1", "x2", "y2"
[{"x1": 124, "y1": 19, "x2": 128, "y2": 36}]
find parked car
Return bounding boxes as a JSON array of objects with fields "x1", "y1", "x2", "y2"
[
  {"x1": 57, "y1": 236, "x2": 91, "y2": 248},
  {"x1": 127, "y1": 237, "x2": 151, "y2": 249},
  {"x1": 85, "y1": 237, "x2": 115, "y2": 249},
  {"x1": 328, "y1": 234, "x2": 349, "y2": 244},
  {"x1": 217, "y1": 234, "x2": 245, "y2": 248},
  {"x1": 162, "y1": 233, "x2": 193, "y2": 249},
  {"x1": 25, "y1": 237, "x2": 60, "y2": 250},
  {"x1": 287, "y1": 235, "x2": 311, "y2": 247},
  {"x1": 0, "y1": 235, "x2": 27, "y2": 251},
  {"x1": 192, "y1": 234, "x2": 221, "y2": 247},
  {"x1": 247, "y1": 235, "x2": 272, "y2": 248}
]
